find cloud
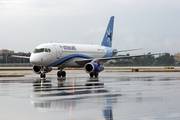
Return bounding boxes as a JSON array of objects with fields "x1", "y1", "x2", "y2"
[
  {"x1": 0, "y1": 0, "x2": 180, "y2": 54},
  {"x1": 1, "y1": 0, "x2": 179, "y2": 17},
  {"x1": 162, "y1": 38, "x2": 180, "y2": 53},
  {"x1": 83, "y1": 27, "x2": 106, "y2": 35}
]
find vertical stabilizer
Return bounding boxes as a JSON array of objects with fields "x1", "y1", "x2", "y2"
[{"x1": 101, "y1": 16, "x2": 114, "y2": 47}]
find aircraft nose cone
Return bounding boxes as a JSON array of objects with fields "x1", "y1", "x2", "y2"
[{"x1": 30, "y1": 55, "x2": 40, "y2": 65}]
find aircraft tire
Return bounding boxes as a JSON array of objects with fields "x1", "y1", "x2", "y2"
[
  {"x1": 90, "y1": 73, "x2": 94, "y2": 77},
  {"x1": 95, "y1": 73, "x2": 98, "y2": 77},
  {"x1": 57, "y1": 71, "x2": 62, "y2": 77},
  {"x1": 40, "y1": 73, "x2": 46, "y2": 78},
  {"x1": 62, "y1": 71, "x2": 66, "y2": 77}
]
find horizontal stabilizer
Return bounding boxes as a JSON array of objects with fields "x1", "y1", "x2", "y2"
[{"x1": 115, "y1": 48, "x2": 143, "y2": 53}]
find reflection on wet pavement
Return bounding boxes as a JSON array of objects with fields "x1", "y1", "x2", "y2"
[
  {"x1": 1, "y1": 72, "x2": 180, "y2": 120},
  {"x1": 32, "y1": 78, "x2": 118, "y2": 113}
]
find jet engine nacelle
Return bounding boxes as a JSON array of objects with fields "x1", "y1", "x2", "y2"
[
  {"x1": 84, "y1": 62, "x2": 104, "y2": 73},
  {"x1": 33, "y1": 65, "x2": 52, "y2": 74}
]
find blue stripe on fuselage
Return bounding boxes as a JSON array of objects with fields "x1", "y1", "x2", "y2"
[
  {"x1": 103, "y1": 47, "x2": 114, "y2": 58},
  {"x1": 49, "y1": 54, "x2": 93, "y2": 66}
]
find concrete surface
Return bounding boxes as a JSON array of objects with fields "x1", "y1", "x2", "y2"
[{"x1": 1, "y1": 71, "x2": 180, "y2": 119}]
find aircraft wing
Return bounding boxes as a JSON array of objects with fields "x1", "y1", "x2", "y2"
[
  {"x1": 115, "y1": 48, "x2": 143, "y2": 53},
  {"x1": 11, "y1": 55, "x2": 30, "y2": 59},
  {"x1": 75, "y1": 53, "x2": 164, "y2": 65},
  {"x1": 75, "y1": 59, "x2": 93, "y2": 65}
]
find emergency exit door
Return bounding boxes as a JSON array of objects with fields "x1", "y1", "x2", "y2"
[{"x1": 53, "y1": 45, "x2": 61, "y2": 59}]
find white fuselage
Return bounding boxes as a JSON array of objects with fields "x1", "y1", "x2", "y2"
[{"x1": 30, "y1": 43, "x2": 115, "y2": 67}]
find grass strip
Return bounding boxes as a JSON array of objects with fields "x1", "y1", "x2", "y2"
[{"x1": 0, "y1": 75, "x2": 25, "y2": 77}]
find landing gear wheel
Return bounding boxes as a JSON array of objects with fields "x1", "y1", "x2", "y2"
[
  {"x1": 40, "y1": 73, "x2": 46, "y2": 78},
  {"x1": 57, "y1": 71, "x2": 62, "y2": 77},
  {"x1": 94, "y1": 73, "x2": 99, "y2": 77},
  {"x1": 57, "y1": 71, "x2": 66, "y2": 77},
  {"x1": 89, "y1": 73, "x2": 99, "y2": 77},
  {"x1": 90, "y1": 73, "x2": 94, "y2": 77},
  {"x1": 61, "y1": 71, "x2": 66, "y2": 77}
]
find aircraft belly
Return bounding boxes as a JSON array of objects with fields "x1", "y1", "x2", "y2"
[{"x1": 62, "y1": 58, "x2": 83, "y2": 67}]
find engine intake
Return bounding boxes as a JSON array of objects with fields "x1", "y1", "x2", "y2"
[
  {"x1": 33, "y1": 65, "x2": 52, "y2": 74},
  {"x1": 84, "y1": 62, "x2": 104, "y2": 73}
]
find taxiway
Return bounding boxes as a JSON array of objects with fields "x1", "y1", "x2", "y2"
[{"x1": 0, "y1": 70, "x2": 180, "y2": 120}]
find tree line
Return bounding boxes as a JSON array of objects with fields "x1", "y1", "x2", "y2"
[{"x1": 106, "y1": 53, "x2": 176, "y2": 66}]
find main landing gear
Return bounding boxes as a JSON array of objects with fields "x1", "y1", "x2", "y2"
[
  {"x1": 57, "y1": 71, "x2": 66, "y2": 77},
  {"x1": 40, "y1": 73, "x2": 46, "y2": 79},
  {"x1": 40, "y1": 71, "x2": 66, "y2": 79},
  {"x1": 90, "y1": 72, "x2": 99, "y2": 77}
]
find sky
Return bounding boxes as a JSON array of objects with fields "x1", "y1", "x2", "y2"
[{"x1": 0, "y1": 0, "x2": 180, "y2": 55}]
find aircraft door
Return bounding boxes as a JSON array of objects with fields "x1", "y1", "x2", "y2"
[{"x1": 53, "y1": 45, "x2": 61, "y2": 59}]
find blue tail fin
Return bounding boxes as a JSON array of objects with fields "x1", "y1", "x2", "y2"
[{"x1": 101, "y1": 16, "x2": 114, "y2": 47}]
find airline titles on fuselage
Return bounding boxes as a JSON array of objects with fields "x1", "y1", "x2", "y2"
[
  {"x1": 60, "y1": 45, "x2": 76, "y2": 50},
  {"x1": 59, "y1": 45, "x2": 105, "y2": 52}
]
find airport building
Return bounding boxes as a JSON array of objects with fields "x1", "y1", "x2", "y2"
[
  {"x1": 0, "y1": 49, "x2": 31, "y2": 65},
  {"x1": 0, "y1": 49, "x2": 31, "y2": 56},
  {"x1": 0, "y1": 49, "x2": 14, "y2": 54},
  {"x1": 174, "y1": 53, "x2": 180, "y2": 61}
]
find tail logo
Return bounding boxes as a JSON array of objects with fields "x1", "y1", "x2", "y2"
[
  {"x1": 106, "y1": 28, "x2": 112, "y2": 45},
  {"x1": 101, "y1": 16, "x2": 114, "y2": 47}
]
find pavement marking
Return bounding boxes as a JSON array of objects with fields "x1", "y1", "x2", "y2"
[
  {"x1": 139, "y1": 117, "x2": 157, "y2": 120},
  {"x1": 114, "y1": 108, "x2": 180, "y2": 118},
  {"x1": 164, "y1": 113, "x2": 180, "y2": 118},
  {"x1": 92, "y1": 118, "x2": 105, "y2": 120},
  {"x1": 140, "y1": 111, "x2": 150, "y2": 113},
  {"x1": 158, "y1": 108, "x2": 168, "y2": 111},
  {"x1": 70, "y1": 119, "x2": 81, "y2": 120},
  {"x1": 92, "y1": 117, "x2": 106, "y2": 120},
  {"x1": 92, "y1": 116, "x2": 104, "y2": 118},
  {"x1": 116, "y1": 113, "x2": 129, "y2": 115}
]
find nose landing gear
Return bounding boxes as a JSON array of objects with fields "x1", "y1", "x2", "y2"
[{"x1": 40, "y1": 73, "x2": 46, "y2": 78}]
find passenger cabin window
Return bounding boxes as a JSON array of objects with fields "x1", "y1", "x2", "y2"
[{"x1": 33, "y1": 48, "x2": 51, "y2": 53}]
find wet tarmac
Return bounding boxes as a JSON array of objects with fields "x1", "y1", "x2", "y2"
[{"x1": 1, "y1": 72, "x2": 180, "y2": 120}]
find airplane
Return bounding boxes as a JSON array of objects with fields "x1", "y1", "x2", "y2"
[{"x1": 13, "y1": 16, "x2": 162, "y2": 78}]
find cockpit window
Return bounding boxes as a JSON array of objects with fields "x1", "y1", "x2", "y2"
[
  {"x1": 33, "y1": 48, "x2": 51, "y2": 53},
  {"x1": 33, "y1": 48, "x2": 44, "y2": 53},
  {"x1": 44, "y1": 48, "x2": 48, "y2": 52}
]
